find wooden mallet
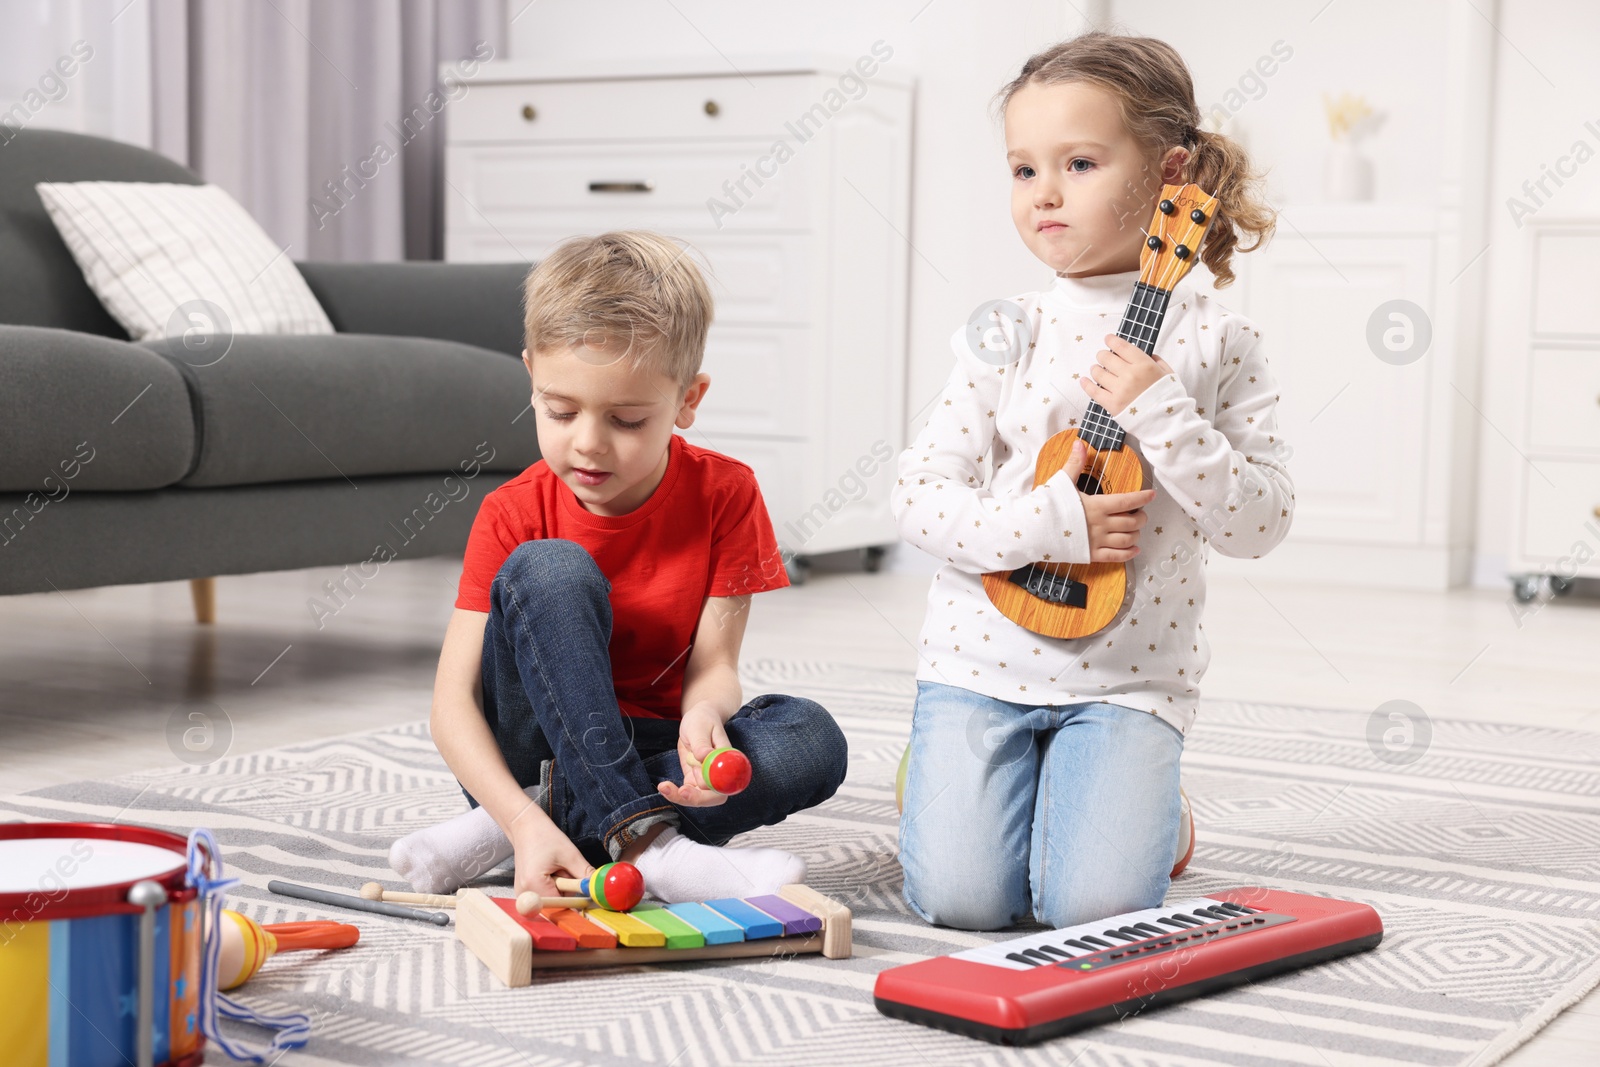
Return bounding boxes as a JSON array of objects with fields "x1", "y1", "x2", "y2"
[{"x1": 361, "y1": 882, "x2": 459, "y2": 909}]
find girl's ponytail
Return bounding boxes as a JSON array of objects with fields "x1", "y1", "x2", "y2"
[{"x1": 1184, "y1": 126, "x2": 1276, "y2": 288}]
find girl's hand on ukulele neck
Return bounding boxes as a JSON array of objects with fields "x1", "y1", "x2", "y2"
[
  {"x1": 1060, "y1": 438, "x2": 1155, "y2": 564},
  {"x1": 1080, "y1": 333, "x2": 1176, "y2": 416}
]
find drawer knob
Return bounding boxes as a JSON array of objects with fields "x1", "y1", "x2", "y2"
[
  {"x1": 704, "y1": 99, "x2": 720, "y2": 117},
  {"x1": 521, "y1": 104, "x2": 536, "y2": 122},
  {"x1": 588, "y1": 181, "x2": 654, "y2": 194}
]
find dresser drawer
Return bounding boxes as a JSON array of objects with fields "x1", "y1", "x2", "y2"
[
  {"x1": 1527, "y1": 347, "x2": 1600, "y2": 453},
  {"x1": 446, "y1": 142, "x2": 812, "y2": 234},
  {"x1": 1519, "y1": 457, "x2": 1600, "y2": 562},
  {"x1": 451, "y1": 75, "x2": 819, "y2": 143},
  {"x1": 1533, "y1": 231, "x2": 1600, "y2": 336},
  {"x1": 696, "y1": 326, "x2": 808, "y2": 438}
]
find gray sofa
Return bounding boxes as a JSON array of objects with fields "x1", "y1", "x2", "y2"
[{"x1": 0, "y1": 129, "x2": 539, "y2": 614}]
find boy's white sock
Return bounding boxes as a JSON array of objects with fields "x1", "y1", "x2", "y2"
[
  {"x1": 630, "y1": 827, "x2": 806, "y2": 904},
  {"x1": 388, "y1": 787, "x2": 541, "y2": 894}
]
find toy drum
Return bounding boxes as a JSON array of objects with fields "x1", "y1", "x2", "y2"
[{"x1": 0, "y1": 822, "x2": 204, "y2": 1067}]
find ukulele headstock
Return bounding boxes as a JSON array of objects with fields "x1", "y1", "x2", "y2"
[{"x1": 1138, "y1": 183, "x2": 1220, "y2": 292}]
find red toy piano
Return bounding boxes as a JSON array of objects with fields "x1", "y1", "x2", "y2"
[{"x1": 874, "y1": 887, "x2": 1383, "y2": 1046}]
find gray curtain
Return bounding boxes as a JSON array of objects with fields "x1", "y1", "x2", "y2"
[{"x1": 148, "y1": 0, "x2": 505, "y2": 262}]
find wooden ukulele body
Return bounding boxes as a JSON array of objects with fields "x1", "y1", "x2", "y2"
[{"x1": 981, "y1": 427, "x2": 1144, "y2": 639}]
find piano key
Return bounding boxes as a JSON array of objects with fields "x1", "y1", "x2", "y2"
[
  {"x1": 1214, "y1": 902, "x2": 1250, "y2": 914},
  {"x1": 1005, "y1": 952, "x2": 1040, "y2": 967},
  {"x1": 1099, "y1": 930, "x2": 1138, "y2": 942},
  {"x1": 745, "y1": 894, "x2": 822, "y2": 936},
  {"x1": 665, "y1": 902, "x2": 744, "y2": 945},
  {"x1": 1037, "y1": 945, "x2": 1073, "y2": 959},
  {"x1": 703, "y1": 898, "x2": 785, "y2": 939},
  {"x1": 1118, "y1": 926, "x2": 1148, "y2": 940},
  {"x1": 1132, "y1": 923, "x2": 1167, "y2": 937},
  {"x1": 1021, "y1": 949, "x2": 1055, "y2": 964},
  {"x1": 948, "y1": 897, "x2": 1247, "y2": 971}
]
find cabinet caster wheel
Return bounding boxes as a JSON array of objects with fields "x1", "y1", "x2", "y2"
[
  {"x1": 1550, "y1": 575, "x2": 1576, "y2": 597},
  {"x1": 785, "y1": 556, "x2": 812, "y2": 585},
  {"x1": 861, "y1": 545, "x2": 887, "y2": 573},
  {"x1": 1511, "y1": 575, "x2": 1541, "y2": 603}
]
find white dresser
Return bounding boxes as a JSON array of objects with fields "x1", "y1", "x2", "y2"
[
  {"x1": 1508, "y1": 219, "x2": 1600, "y2": 601},
  {"x1": 442, "y1": 53, "x2": 914, "y2": 580}
]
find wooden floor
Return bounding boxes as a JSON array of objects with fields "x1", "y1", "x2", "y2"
[{"x1": 2, "y1": 553, "x2": 1596, "y2": 1064}]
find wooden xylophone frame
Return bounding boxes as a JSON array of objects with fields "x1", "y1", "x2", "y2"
[{"x1": 456, "y1": 884, "x2": 852, "y2": 986}]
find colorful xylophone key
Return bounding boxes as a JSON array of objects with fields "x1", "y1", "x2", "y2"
[{"x1": 457, "y1": 885, "x2": 854, "y2": 984}]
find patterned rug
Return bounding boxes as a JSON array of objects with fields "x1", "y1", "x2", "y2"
[{"x1": 6, "y1": 659, "x2": 1600, "y2": 1067}]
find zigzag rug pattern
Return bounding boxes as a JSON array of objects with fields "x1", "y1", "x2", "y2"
[{"x1": 4, "y1": 658, "x2": 1598, "y2": 1066}]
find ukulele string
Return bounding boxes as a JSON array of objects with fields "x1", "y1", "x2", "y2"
[{"x1": 1054, "y1": 208, "x2": 1192, "y2": 598}]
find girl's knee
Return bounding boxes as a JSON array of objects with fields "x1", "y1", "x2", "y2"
[{"x1": 904, "y1": 871, "x2": 1026, "y2": 931}]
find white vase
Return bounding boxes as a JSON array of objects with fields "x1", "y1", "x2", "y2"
[{"x1": 1324, "y1": 140, "x2": 1374, "y2": 202}]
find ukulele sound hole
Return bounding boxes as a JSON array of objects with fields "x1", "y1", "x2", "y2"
[
  {"x1": 1007, "y1": 568, "x2": 1088, "y2": 608},
  {"x1": 1075, "y1": 471, "x2": 1102, "y2": 495}
]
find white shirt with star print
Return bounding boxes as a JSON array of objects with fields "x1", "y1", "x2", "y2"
[{"x1": 892, "y1": 266, "x2": 1295, "y2": 737}]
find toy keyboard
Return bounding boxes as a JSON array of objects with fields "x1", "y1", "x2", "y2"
[{"x1": 874, "y1": 887, "x2": 1382, "y2": 1045}]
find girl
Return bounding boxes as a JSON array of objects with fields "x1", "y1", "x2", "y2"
[{"x1": 893, "y1": 31, "x2": 1289, "y2": 931}]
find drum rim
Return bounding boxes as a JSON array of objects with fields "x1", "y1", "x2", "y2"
[{"x1": 0, "y1": 821, "x2": 198, "y2": 915}]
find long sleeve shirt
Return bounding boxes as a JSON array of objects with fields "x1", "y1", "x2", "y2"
[{"x1": 892, "y1": 267, "x2": 1294, "y2": 736}]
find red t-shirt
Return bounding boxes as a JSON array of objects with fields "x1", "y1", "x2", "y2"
[{"x1": 455, "y1": 433, "x2": 790, "y2": 719}]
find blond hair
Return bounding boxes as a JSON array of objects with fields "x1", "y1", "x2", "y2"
[
  {"x1": 994, "y1": 31, "x2": 1275, "y2": 288},
  {"x1": 522, "y1": 231, "x2": 714, "y2": 387}
]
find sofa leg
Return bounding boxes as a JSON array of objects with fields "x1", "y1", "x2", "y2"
[{"x1": 190, "y1": 577, "x2": 216, "y2": 624}]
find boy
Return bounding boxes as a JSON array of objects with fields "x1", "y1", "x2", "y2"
[{"x1": 391, "y1": 231, "x2": 847, "y2": 903}]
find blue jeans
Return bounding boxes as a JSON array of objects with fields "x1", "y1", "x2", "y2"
[
  {"x1": 899, "y1": 680, "x2": 1184, "y2": 930},
  {"x1": 471, "y1": 539, "x2": 848, "y2": 865}
]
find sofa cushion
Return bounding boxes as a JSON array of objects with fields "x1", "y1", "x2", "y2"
[
  {"x1": 0, "y1": 129, "x2": 203, "y2": 336},
  {"x1": 35, "y1": 181, "x2": 336, "y2": 340},
  {"x1": 140, "y1": 332, "x2": 539, "y2": 487},
  {"x1": 0, "y1": 326, "x2": 195, "y2": 492}
]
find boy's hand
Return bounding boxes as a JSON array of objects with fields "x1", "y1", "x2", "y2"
[
  {"x1": 508, "y1": 818, "x2": 592, "y2": 898},
  {"x1": 1080, "y1": 333, "x2": 1175, "y2": 417},
  {"x1": 1058, "y1": 438, "x2": 1155, "y2": 563},
  {"x1": 658, "y1": 703, "x2": 731, "y2": 808}
]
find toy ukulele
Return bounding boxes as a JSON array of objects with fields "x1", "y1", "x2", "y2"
[{"x1": 982, "y1": 182, "x2": 1219, "y2": 639}]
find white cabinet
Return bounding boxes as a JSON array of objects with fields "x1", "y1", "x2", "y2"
[
  {"x1": 442, "y1": 55, "x2": 914, "y2": 575},
  {"x1": 1207, "y1": 203, "x2": 1482, "y2": 589},
  {"x1": 1509, "y1": 221, "x2": 1600, "y2": 598}
]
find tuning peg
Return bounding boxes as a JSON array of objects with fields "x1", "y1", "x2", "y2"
[
  {"x1": 1174, "y1": 244, "x2": 1191, "y2": 260},
  {"x1": 1145, "y1": 235, "x2": 1163, "y2": 250},
  {"x1": 1190, "y1": 208, "x2": 1207, "y2": 224},
  {"x1": 1159, "y1": 199, "x2": 1175, "y2": 214}
]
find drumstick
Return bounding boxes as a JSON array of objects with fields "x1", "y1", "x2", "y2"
[
  {"x1": 515, "y1": 893, "x2": 594, "y2": 914},
  {"x1": 267, "y1": 879, "x2": 451, "y2": 926},
  {"x1": 360, "y1": 882, "x2": 458, "y2": 909}
]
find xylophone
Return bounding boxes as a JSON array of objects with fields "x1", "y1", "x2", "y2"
[
  {"x1": 457, "y1": 884, "x2": 851, "y2": 985},
  {"x1": 875, "y1": 887, "x2": 1383, "y2": 1045}
]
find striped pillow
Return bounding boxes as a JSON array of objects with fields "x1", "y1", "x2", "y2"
[{"x1": 34, "y1": 181, "x2": 334, "y2": 340}]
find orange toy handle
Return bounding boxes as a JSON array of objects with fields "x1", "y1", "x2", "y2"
[{"x1": 262, "y1": 921, "x2": 361, "y2": 952}]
